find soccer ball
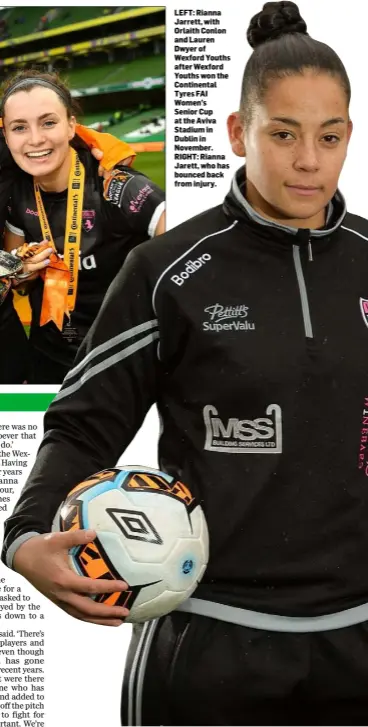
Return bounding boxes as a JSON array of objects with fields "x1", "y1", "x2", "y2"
[{"x1": 52, "y1": 466, "x2": 209, "y2": 623}]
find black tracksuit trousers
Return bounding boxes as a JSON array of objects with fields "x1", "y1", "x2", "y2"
[{"x1": 122, "y1": 612, "x2": 368, "y2": 726}]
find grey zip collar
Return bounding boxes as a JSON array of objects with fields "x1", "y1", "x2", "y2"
[{"x1": 231, "y1": 170, "x2": 347, "y2": 238}]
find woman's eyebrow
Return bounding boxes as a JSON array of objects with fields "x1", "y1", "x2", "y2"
[
  {"x1": 269, "y1": 116, "x2": 346, "y2": 127},
  {"x1": 9, "y1": 112, "x2": 58, "y2": 124},
  {"x1": 321, "y1": 117, "x2": 346, "y2": 128}
]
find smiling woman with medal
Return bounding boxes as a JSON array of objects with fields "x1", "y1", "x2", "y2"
[
  {"x1": 2, "y1": 69, "x2": 165, "y2": 384},
  {"x1": 0, "y1": 123, "x2": 135, "y2": 386}
]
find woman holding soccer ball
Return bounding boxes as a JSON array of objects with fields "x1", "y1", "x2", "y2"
[{"x1": 4, "y1": 1, "x2": 368, "y2": 724}]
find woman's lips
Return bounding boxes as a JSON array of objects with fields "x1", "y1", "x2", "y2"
[
  {"x1": 25, "y1": 150, "x2": 53, "y2": 162},
  {"x1": 286, "y1": 185, "x2": 321, "y2": 197}
]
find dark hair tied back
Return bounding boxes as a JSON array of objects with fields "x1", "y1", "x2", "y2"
[
  {"x1": 240, "y1": 1, "x2": 351, "y2": 124},
  {"x1": 247, "y1": 1, "x2": 308, "y2": 49}
]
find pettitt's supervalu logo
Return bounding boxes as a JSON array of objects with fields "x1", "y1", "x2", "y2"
[
  {"x1": 360, "y1": 298, "x2": 368, "y2": 328},
  {"x1": 203, "y1": 303, "x2": 255, "y2": 332},
  {"x1": 203, "y1": 404, "x2": 282, "y2": 453}
]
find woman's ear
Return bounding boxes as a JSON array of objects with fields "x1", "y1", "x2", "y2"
[
  {"x1": 2, "y1": 121, "x2": 8, "y2": 146},
  {"x1": 347, "y1": 118, "x2": 353, "y2": 145},
  {"x1": 68, "y1": 115, "x2": 77, "y2": 141},
  {"x1": 227, "y1": 112, "x2": 246, "y2": 158}
]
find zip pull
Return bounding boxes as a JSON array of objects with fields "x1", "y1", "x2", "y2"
[{"x1": 308, "y1": 239, "x2": 314, "y2": 262}]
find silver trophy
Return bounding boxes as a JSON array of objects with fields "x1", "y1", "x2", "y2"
[{"x1": 0, "y1": 250, "x2": 24, "y2": 304}]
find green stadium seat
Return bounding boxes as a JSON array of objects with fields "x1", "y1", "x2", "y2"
[
  {"x1": 64, "y1": 55, "x2": 165, "y2": 90},
  {"x1": 81, "y1": 107, "x2": 165, "y2": 138},
  {"x1": 0, "y1": 7, "x2": 122, "y2": 39}
]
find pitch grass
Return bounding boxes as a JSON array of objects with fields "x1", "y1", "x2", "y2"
[{"x1": 134, "y1": 151, "x2": 165, "y2": 190}]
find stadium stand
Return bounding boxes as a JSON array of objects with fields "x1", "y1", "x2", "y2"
[
  {"x1": 65, "y1": 55, "x2": 165, "y2": 89},
  {"x1": 0, "y1": 7, "x2": 163, "y2": 51},
  {"x1": 82, "y1": 106, "x2": 165, "y2": 148},
  {"x1": 0, "y1": 7, "x2": 139, "y2": 39}
]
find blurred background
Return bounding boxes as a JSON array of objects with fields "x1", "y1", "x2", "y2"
[{"x1": 0, "y1": 6, "x2": 165, "y2": 188}]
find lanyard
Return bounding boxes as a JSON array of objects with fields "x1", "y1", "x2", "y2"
[{"x1": 33, "y1": 147, "x2": 85, "y2": 312}]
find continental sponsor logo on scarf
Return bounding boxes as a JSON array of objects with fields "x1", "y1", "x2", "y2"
[
  {"x1": 34, "y1": 147, "x2": 85, "y2": 330},
  {"x1": 68, "y1": 248, "x2": 76, "y2": 290},
  {"x1": 71, "y1": 194, "x2": 80, "y2": 232}
]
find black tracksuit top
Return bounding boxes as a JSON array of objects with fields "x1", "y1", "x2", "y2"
[{"x1": 4, "y1": 167, "x2": 368, "y2": 617}]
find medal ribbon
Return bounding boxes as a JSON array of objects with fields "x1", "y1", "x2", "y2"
[{"x1": 34, "y1": 147, "x2": 85, "y2": 330}]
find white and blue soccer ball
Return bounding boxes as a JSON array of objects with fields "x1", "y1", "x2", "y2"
[{"x1": 52, "y1": 466, "x2": 209, "y2": 623}]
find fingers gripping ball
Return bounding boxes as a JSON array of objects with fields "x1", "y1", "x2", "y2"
[{"x1": 52, "y1": 467, "x2": 209, "y2": 623}]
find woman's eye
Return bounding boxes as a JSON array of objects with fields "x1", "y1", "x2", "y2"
[
  {"x1": 323, "y1": 134, "x2": 339, "y2": 144},
  {"x1": 43, "y1": 120, "x2": 56, "y2": 128},
  {"x1": 12, "y1": 125, "x2": 25, "y2": 133},
  {"x1": 272, "y1": 131, "x2": 294, "y2": 140}
]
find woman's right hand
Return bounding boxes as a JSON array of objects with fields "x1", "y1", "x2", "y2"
[
  {"x1": 19, "y1": 244, "x2": 54, "y2": 276},
  {"x1": 13, "y1": 529, "x2": 130, "y2": 626},
  {"x1": 11, "y1": 244, "x2": 54, "y2": 285}
]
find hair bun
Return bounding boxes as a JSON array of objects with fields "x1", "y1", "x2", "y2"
[{"x1": 247, "y1": 1, "x2": 307, "y2": 49}]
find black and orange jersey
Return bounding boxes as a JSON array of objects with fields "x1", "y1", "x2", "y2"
[
  {"x1": 6, "y1": 140, "x2": 165, "y2": 367},
  {"x1": 7, "y1": 168, "x2": 368, "y2": 620}
]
